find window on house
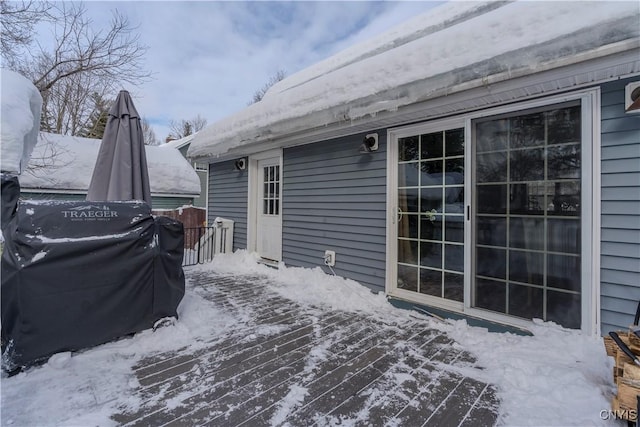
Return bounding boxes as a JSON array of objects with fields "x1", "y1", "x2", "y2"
[{"x1": 194, "y1": 162, "x2": 208, "y2": 172}]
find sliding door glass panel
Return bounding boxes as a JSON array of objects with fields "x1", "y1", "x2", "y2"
[
  {"x1": 473, "y1": 102, "x2": 582, "y2": 329},
  {"x1": 397, "y1": 128, "x2": 465, "y2": 302}
]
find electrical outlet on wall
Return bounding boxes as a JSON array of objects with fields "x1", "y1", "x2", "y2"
[{"x1": 324, "y1": 250, "x2": 336, "y2": 267}]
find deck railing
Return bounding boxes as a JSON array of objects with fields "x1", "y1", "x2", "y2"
[{"x1": 182, "y1": 218, "x2": 234, "y2": 266}]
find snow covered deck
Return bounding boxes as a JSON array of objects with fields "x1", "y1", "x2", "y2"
[
  {"x1": 112, "y1": 271, "x2": 498, "y2": 426},
  {"x1": 2, "y1": 254, "x2": 611, "y2": 426}
]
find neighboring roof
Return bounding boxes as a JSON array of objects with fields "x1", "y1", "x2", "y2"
[
  {"x1": 1, "y1": 69, "x2": 42, "y2": 174},
  {"x1": 162, "y1": 133, "x2": 194, "y2": 150},
  {"x1": 20, "y1": 133, "x2": 201, "y2": 196},
  {"x1": 189, "y1": 0, "x2": 640, "y2": 161}
]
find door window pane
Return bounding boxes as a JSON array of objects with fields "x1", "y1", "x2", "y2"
[
  {"x1": 420, "y1": 241, "x2": 442, "y2": 269},
  {"x1": 421, "y1": 132, "x2": 443, "y2": 159},
  {"x1": 421, "y1": 188, "x2": 443, "y2": 213},
  {"x1": 398, "y1": 264, "x2": 418, "y2": 292},
  {"x1": 444, "y1": 244, "x2": 464, "y2": 272},
  {"x1": 548, "y1": 145, "x2": 581, "y2": 179},
  {"x1": 398, "y1": 163, "x2": 419, "y2": 187},
  {"x1": 476, "y1": 120, "x2": 508, "y2": 152},
  {"x1": 508, "y1": 284, "x2": 544, "y2": 320},
  {"x1": 445, "y1": 128, "x2": 465, "y2": 156},
  {"x1": 510, "y1": 183, "x2": 545, "y2": 215},
  {"x1": 399, "y1": 136, "x2": 419, "y2": 161},
  {"x1": 477, "y1": 152, "x2": 507, "y2": 182},
  {"x1": 398, "y1": 239, "x2": 418, "y2": 265},
  {"x1": 444, "y1": 272, "x2": 464, "y2": 302},
  {"x1": 398, "y1": 214, "x2": 418, "y2": 239},
  {"x1": 477, "y1": 184, "x2": 507, "y2": 214},
  {"x1": 445, "y1": 217, "x2": 464, "y2": 243},
  {"x1": 510, "y1": 149, "x2": 544, "y2": 181},
  {"x1": 476, "y1": 217, "x2": 506, "y2": 247},
  {"x1": 419, "y1": 268, "x2": 442, "y2": 297},
  {"x1": 475, "y1": 279, "x2": 506, "y2": 312},
  {"x1": 509, "y1": 250, "x2": 544, "y2": 285},
  {"x1": 509, "y1": 112, "x2": 545, "y2": 148},
  {"x1": 399, "y1": 188, "x2": 419, "y2": 212},
  {"x1": 509, "y1": 218, "x2": 544, "y2": 250},
  {"x1": 421, "y1": 214, "x2": 442, "y2": 241}
]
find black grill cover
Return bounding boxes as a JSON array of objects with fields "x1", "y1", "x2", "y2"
[{"x1": 1, "y1": 200, "x2": 185, "y2": 370}]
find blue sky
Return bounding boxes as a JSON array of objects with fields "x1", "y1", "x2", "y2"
[{"x1": 78, "y1": 1, "x2": 442, "y2": 141}]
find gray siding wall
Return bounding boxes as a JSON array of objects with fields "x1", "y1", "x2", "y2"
[
  {"x1": 193, "y1": 170, "x2": 208, "y2": 208},
  {"x1": 20, "y1": 192, "x2": 192, "y2": 210},
  {"x1": 282, "y1": 130, "x2": 387, "y2": 292},
  {"x1": 150, "y1": 196, "x2": 194, "y2": 210},
  {"x1": 600, "y1": 77, "x2": 640, "y2": 334},
  {"x1": 208, "y1": 160, "x2": 248, "y2": 250}
]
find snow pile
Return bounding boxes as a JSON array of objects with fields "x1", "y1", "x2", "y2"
[
  {"x1": 445, "y1": 320, "x2": 614, "y2": 426},
  {"x1": 196, "y1": 251, "x2": 395, "y2": 316},
  {"x1": 20, "y1": 132, "x2": 201, "y2": 195},
  {"x1": 1, "y1": 69, "x2": 43, "y2": 174},
  {"x1": 189, "y1": 1, "x2": 639, "y2": 160}
]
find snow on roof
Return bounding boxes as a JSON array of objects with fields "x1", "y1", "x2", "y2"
[
  {"x1": 1, "y1": 69, "x2": 43, "y2": 174},
  {"x1": 162, "y1": 133, "x2": 194, "y2": 150},
  {"x1": 189, "y1": 0, "x2": 640, "y2": 160},
  {"x1": 20, "y1": 133, "x2": 201, "y2": 196}
]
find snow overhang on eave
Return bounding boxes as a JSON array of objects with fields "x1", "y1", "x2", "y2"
[
  {"x1": 189, "y1": 2, "x2": 640, "y2": 163},
  {"x1": 20, "y1": 188, "x2": 200, "y2": 199}
]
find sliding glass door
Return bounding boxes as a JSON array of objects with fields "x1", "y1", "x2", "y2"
[{"x1": 389, "y1": 91, "x2": 594, "y2": 331}]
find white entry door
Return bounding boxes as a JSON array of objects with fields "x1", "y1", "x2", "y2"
[{"x1": 256, "y1": 157, "x2": 282, "y2": 262}]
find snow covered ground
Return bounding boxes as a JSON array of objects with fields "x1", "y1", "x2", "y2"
[{"x1": 1, "y1": 251, "x2": 615, "y2": 426}]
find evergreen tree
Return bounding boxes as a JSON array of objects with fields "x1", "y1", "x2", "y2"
[{"x1": 80, "y1": 93, "x2": 110, "y2": 139}]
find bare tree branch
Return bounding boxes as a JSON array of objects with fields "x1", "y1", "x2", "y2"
[
  {"x1": 168, "y1": 115, "x2": 208, "y2": 140},
  {"x1": 0, "y1": 0, "x2": 53, "y2": 67},
  {"x1": 141, "y1": 118, "x2": 158, "y2": 145},
  {"x1": 3, "y1": 1, "x2": 152, "y2": 137},
  {"x1": 250, "y1": 69, "x2": 286, "y2": 104}
]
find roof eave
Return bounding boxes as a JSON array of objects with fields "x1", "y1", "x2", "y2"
[{"x1": 191, "y1": 39, "x2": 640, "y2": 163}]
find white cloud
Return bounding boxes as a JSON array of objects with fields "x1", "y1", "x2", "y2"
[{"x1": 74, "y1": 1, "x2": 442, "y2": 141}]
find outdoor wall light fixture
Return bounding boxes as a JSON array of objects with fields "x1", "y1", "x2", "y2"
[
  {"x1": 234, "y1": 158, "x2": 247, "y2": 170},
  {"x1": 625, "y1": 81, "x2": 640, "y2": 113},
  {"x1": 360, "y1": 133, "x2": 379, "y2": 153}
]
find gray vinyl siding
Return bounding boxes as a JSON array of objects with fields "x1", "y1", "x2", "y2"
[
  {"x1": 20, "y1": 192, "x2": 192, "y2": 210},
  {"x1": 192, "y1": 170, "x2": 208, "y2": 209},
  {"x1": 149, "y1": 196, "x2": 195, "y2": 210},
  {"x1": 208, "y1": 160, "x2": 248, "y2": 250},
  {"x1": 282, "y1": 130, "x2": 387, "y2": 292},
  {"x1": 600, "y1": 77, "x2": 640, "y2": 335}
]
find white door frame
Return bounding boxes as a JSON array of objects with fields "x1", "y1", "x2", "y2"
[
  {"x1": 386, "y1": 116, "x2": 468, "y2": 313},
  {"x1": 247, "y1": 148, "x2": 283, "y2": 262},
  {"x1": 386, "y1": 88, "x2": 601, "y2": 335}
]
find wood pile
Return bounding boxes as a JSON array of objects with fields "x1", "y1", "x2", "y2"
[{"x1": 604, "y1": 328, "x2": 640, "y2": 423}]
